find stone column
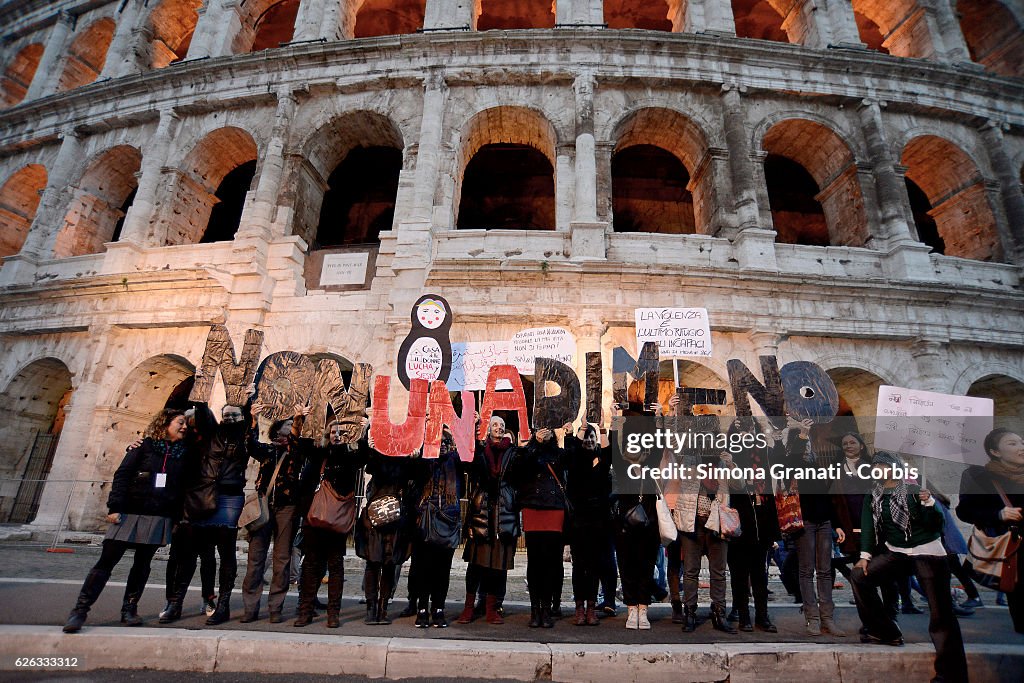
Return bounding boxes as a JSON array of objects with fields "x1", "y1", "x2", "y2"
[
  {"x1": 822, "y1": 0, "x2": 864, "y2": 47},
  {"x1": 20, "y1": 130, "x2": 85, "y2": 259},
  {"x1": 720, "y1": 84, "x2": 761, "y2": 231},
  {"x1": 26, "y1": 11, "x2": 75, "y2": 100},
  {"x1": 571, "y1": 70, "x2": 605, "y2": 259},
  {"x1": 557, "y1": 0, "x2": 602, "y2": 25},
  {"x1": 910, "y1": 338, "x2": 949, "y2": 392},
  {"x1": 101, "y1": 0, "x2": 147, "y2": 79},
  {"x1": 239, "y1": 91, "x2": 296, "y2": 240},
  {"x1": 979, "y1": 120, "x2": 1024, "y2": 262},
  {"x1": 117, "y1": 110, "x2": 180, "y2": 246},
  {"x1": 410, "y1": 68, "x2": 448, "y2": 225},
  {"x1": 927, "y1": 0, "x2": 971, "y2": 64},
  {"x1": 750, "y1": 330, "x2": 783, "y2": 359},
  {"x1": 186, "y1": 0, "x2": 241, "y2": 59},
  {"x1": 424, "y1": 0, "x2": 476, "y2": 29},
  {"x1": 676, "y1": 0, "x2": 736, "y2": 34}
]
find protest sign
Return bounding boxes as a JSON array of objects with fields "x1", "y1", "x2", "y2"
[{"x1": 875, "y1": 386, "x2": 994, "y2": 465}]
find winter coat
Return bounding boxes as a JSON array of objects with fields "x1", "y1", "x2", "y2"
[{"x1": 107, "y1": 438, "x2": 189, "y2": 519}]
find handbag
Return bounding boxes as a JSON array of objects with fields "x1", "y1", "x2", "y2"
[
  {"x1": 623, "y1": 499, "x2": 651, "y2": 529},
  {"x1": 717, "y1": 504, "x2": 742, "y2": 539},
  {"x1": 967, "y1": 481, "x2": 1021, "y2": 593},
  {"x1": 367, "y1": 495, "x2": 402, "y2": 528},
  {"x1": 238, "y1": 451, "x2": 287, "y2": 532},
  {"x1": 653, "y1": 480, "x2": 678, "y2": 546},
  {"x1": 417, "y1": 465, "x2": 462, "y2": 548},
  {"x1": 307, "y1": 461, "x2": 356, "y2": 535},
  {"x1": 774, "y1": 482, "x2": 804, "y2": 536}
]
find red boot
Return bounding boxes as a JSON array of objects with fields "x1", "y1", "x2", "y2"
[
  {"x1": 456, "y1": 594, "x2": 476, "y2": 624},
  {"x1": 485, "y1": 595, "x2": 504, "y2": 624}
]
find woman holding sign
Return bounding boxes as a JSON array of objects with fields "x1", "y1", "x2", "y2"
[
  {"x1": 957, "y1": 428, "x2": 1024, "y2": 633},
  {"x1": 458, "y1": 416, "x2": 520, "y2": 625},
  {"x1": 63, "y1": 409, "x2": 190, "y2": 633}
]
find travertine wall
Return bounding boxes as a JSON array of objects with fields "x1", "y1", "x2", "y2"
[{"x1": 0, "y1": 0, "x2": 1021, "y2": 530}]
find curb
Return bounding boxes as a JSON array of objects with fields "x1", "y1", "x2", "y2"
[{"x1": 0, "y1": 626, "x2": 1022, "y2": 681}]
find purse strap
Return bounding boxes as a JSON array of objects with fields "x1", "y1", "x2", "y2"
[
  {"x1": 992, "y1": 480, "x2": 1013, "y2": 508},
  {"x1": 266, "y1": 448, "x2": 288, "y2": 499},
  {"x1": 546, "y1": 463, "x2": 572, "y2": 513}
]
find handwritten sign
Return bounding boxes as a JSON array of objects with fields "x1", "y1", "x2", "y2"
[
  {"x1": 449, "y1": 341, "x2": 510, "y2": 391},
  {"x1": 874, "y1": 386, "x2": 994, "y2": 465},
  {"x1": 510, "y1": 327, "x2": 576, "y2": 375},
  {"x1": 635, "y1": 308, "x2": 711, "y2": 358},
  {"x1": 320, "y1": 252, "x2": 369, "y2": 286},
  {"x1": 404, "y1": 336, "x2": 444, "y2": 383}
]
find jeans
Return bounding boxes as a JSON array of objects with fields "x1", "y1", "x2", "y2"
[
  {"x1": 852, "y1": 551, "x2": 969, "y2": 683},
  {"x1": 798, "y1": 521, "x2": 834, "y2": 620},
  {"x1": 681, "y1": 525, "x2": 727, "y2": 610},
  {"x1": 241, "y1": 505, "x2": 297, "y2": 616}
]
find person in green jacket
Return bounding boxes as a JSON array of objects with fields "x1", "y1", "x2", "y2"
[{"x1": 851, "y1": 451, "x2": 968, "y2": 683}]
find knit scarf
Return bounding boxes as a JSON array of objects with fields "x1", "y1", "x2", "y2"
[
  {"x1": 986, "y1": 459, "x2": 1024, "y2": 486},
  {"x1": 871, "y1": 480, "x2": 911, "y2": 542},
  {"x1": 484, "y1": 436, "x2": 512, "y2": 479}
]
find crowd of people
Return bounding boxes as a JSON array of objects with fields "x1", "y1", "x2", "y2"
[{"x1": 60, "y1": 388, "x2": 1024, "y2": 683}]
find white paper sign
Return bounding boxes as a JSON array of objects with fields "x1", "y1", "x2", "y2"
[
  {"x1": 449, "y1": 341, "x2": 510, "y2": 391},
  {"x1": 635, "y1": 308, "x2": 712, "y2": 358},
  {"x1": 320, "y1": 252, "x2": 369, "y2": 286},
  {"x1": 874, "y1": 385, "x2": 994, "y2": 465},
  {"x1": 404, "y1": 337, "x2": 443, "y2": 382},
  {"x1": 510, "y1": 327, "x2": 576, "y2": 375}
]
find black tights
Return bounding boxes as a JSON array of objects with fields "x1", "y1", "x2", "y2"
[
  {"x1": 173, "y1": 525, "x2": 238, "y2": 601},
  {"x1": 408, "y1": 541, "x2": 456, "y2": 611},
  {"x1": 525, "y1": 531, "x2": 563, "y2": 607},
  {"x1": 466, "y1": 562, "x2": 508, "y2": 599},
  {"x1": 86, "y1": 540, "x2": 159, "y2": 604},
  {"x1": 165, "y1": 525, "x2": 215, "y2": 601}
]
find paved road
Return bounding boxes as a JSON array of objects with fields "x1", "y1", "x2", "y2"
[{"x1": 0, "y1": 543, "x2": 1018, "y2": 647}]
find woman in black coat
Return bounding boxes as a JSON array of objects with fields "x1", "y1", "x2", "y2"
[
  {"x1": 63, "y1": 409, "x2": 190, "y2": 632},
  {"x1": 564, "y1": 422, "x2": 613, "y2": 626},
  {"x1": 957, "y1": 427, "x2": 1024, "y2": 633},
  {"x1": 457, "y1": 416, "x2": 520, "y2": 625}
]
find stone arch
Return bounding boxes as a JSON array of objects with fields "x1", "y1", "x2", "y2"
[
  {"x1": 850, "y1": 1, "x2": 936, "y2": 59},
  {"x1": 0, "y1": 357, "x2": 73, "y2": 523},
  {"x1": 966, "y1": 374, "x2": 1024, "y2": 419},
  {"x1": 53, "y1": 146, "x2": 142, "y2": 259},
  {"x1": 455, "y1": 106, "x2": 558, "y2": 230},
  {"x1": 57, "y1": 18, "x2": 116, "y2": 92},
  {"x1": 758, "y1": 117, "x2": 869, "y2": 247},
  {"x1": 477, "y1": 1, "x2": 556, "y2": 30},
  {"x1": 0, "y1": 164, "x2": 47, "y2": 258},
  {"x1": 901, "y1": 134, "x2": 1002, "y2": 261},
  {"x1": 161, "y1": 127, "x2": 259, "y2": 246},
  {"x1": 655, "y1": 359, "x2": 732, "y2": 413},
  {"x1": 957, "y1": 0, "x2": 1024, "y2": 77},
  {"x1": 731, "y1": 0, "x2": 790, "y2": 43},
  {"x1": 610, "y1": 107, "x2": 712, "y2": 234},
  {"x1": 354, "y1": 0, "x2": 426, "y2": 38},
  {"x1": 148, "y1": 0, "x2": 202, "y2": 68},
  {"x1": 604, "y1": 1, "x2": 673, "y2": 31},
  {"x1": 292, "y1": 110, "x2": 406, "y2": 247},
  {"x1": 1, "y1": 43, "x2": 43, "y2": 106},
  {"x1": 239, "y1": 0, "x2": 300, "y2": 53}
]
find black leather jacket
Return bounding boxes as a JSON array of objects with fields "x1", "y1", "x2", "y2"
[{"x1": 515, "y1": 436, "x2": 567, "y2": 510}]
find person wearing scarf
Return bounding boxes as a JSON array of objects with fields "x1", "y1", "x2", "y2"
[
  {"x1": 457, "y1": 415, "x2": 520, "y2": 625},
  {"x1": 957, "y1": 428, "x2": 1024, "y2": 633},
  {"x1": 852, "y1": 451, "x2": 968, "y2": 683}
]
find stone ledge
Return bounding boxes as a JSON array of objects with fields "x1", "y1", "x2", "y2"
[{"x1": 1, "y1": 626, "x2": 1022, "y2": 681}]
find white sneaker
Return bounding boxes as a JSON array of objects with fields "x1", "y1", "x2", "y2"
[
  {"x1": 638, "y1": 605, "x2": 651, "y2": 630},
  {"x1": 625, "y1": 605, "x2": 639, "y2": 630}
]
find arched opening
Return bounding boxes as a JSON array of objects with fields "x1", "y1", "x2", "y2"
[
  {"x1": 161, "y1": 127, "x2": 258, "y2": 246},
  {"x1": 459, "y1": 145, "x2": 555, "y2": 229},
  {"x1": 354, "y1": 0, "x2": 426, "y2": 38},
  {"x1": 477, "y1": 0, "x2": 556, "y2": 30},
  {"x1": 762, "y1": 119, "x2": 868, "y2": 247},
  {"x1": 809, "y1": 366, "x2": 888, "y2": 462},
  {"x1": 656, "y1": 360, "x2": 731, "y2": 414},
  {"x1": 0, "y1": 358, "x2": 73, "y2": 524},
  {"x1": 604, "y1": 1, "x2": 673, "y2": 31},
  {"x1": 957, "y1": 0, "x2": 1024, "y2": 77},
  {"x1": 251, "y1": 0, "x2": 300, "y2": 51},
  {"x1": 731, "y1": 0, "x2": 789, "y2": 42},
  {"x1": 292, "y1": 111, "x2": 405, "y2": 248},
  {"x1": 57, "y1": 18, "x2": 116, "y2": 92},
  {"x1": 455, "y1": 107, "x2": 557, "y2": 231},
  {"x1": 53, "y1": 146, "x2": 142, "y2": 258},
  {"x1": 853, "y1": 11, "x2": 888, "y2": 52},
  {"x1": 0, "y1": 164, "x2": 47, "y2": 259},
  {"x1": 851, "y1": 1, "x2": 934, "y2": 59},
  {"x1": 905, "y1": 178, "x2": 944, "y2": 254},
  {"x1": 148, "y1": 0, "x2": 202, "y2": 68},
  {"x1": 1, "y1": 44, "x2": 44, "y2": 106},
  {"x1": 612, "y1": 145, "x2": 694, "y2": 234},
  {"x1": 201, "y1": 160, "x2": 257, "y2": 243},
  {"x1": 317, "y1": 148, "x2": 401, "y2": 247},
  {"x1": 968, "y1": 374, "x2": 1024, "y2": 420},
  {"x1": 901, "y1": 135, "x2": 1002, "y2": 262}
]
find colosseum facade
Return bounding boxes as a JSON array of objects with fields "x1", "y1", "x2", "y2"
[{"x1": 0, "y1": 0, "x2": 1022, "y2": 532}]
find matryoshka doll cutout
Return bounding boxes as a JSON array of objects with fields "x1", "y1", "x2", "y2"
[{"x1": 397, "y1": 295, "x2": 453, "y2": 389}]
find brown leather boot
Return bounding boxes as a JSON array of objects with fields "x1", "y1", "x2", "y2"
[
  {"x1": 485, "y1": 595, "x2": 504, "y2": 624},
  {"x1": 585, "y1": 601, "x2": 599, "y2": 626},
  {"x1": 456, "y1": 594, "x2": 476, "y2": 624},
  {"x1": 574, "y1": 600, "x2": 586, "y2": 626}
]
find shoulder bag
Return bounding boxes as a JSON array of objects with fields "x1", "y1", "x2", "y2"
[
  {"x1": 307, "y1": 460, "x2": 357, "y2": 535},
  {"x1": 238, "y1": 452, "x2": 286, "y2": 532},
  {"x1": 967, "y1": 480, "x2": 1021, "y2": 593}
]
